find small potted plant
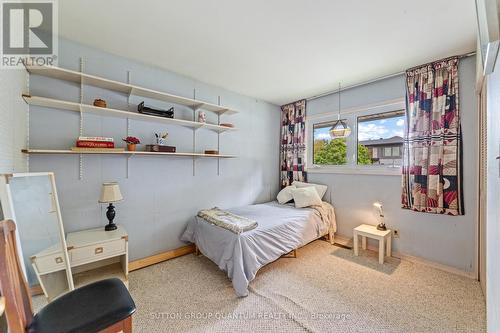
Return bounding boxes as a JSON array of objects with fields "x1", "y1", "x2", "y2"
[{"x1": 123, "y1": 136, "x2": 141, "y2": 151}]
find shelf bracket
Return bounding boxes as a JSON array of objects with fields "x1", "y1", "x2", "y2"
[
  {"x1": 191, "y1": 103, "x2": 204, "y2": 112},
  {"x1": 25, "y1": 70, "x2": 30, "y2": 172},
  {"x1": 127, "y1": 71, "x2": 131, "y2": 136},
  {"x1": 127, "y1": 71, "x2": 131, "y2": 111},
  {"x1": 217, "y1": 96, "x2": 221, "y2": 176},
  {"x1": 126, "y1": 71, "x2": 131, "y2": 178},
  {"x1": 79, "y1": 154, "x2": 83, "y2": 180},
  {"x1": 79, "y1": 58, "x2": 84, "y2": 180},
  {"x1": 126, "y1": 155, "x2": 131, "y2": 179},
  {"x1": 192, "y1": 89, "x2": 196, "y2": 176},
  {"x1": 79, "y1": 58, "x2": 84, "y2": 136}
]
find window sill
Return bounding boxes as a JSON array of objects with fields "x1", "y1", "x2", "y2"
[{"x1": 306, "y1": 166, "x2": 401, "y2": 176}]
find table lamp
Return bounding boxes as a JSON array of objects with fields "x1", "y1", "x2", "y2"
[
  {"x1": 373, "y1": 202, "x2": 387, "y2": 231},
  {"x1": 99, "y1": 182, "x2": 123, "y2": 231}
]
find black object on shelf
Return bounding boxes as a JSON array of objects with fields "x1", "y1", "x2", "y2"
[{"x1": 138, "y1": 101, "x2": 174, "y2": 118}]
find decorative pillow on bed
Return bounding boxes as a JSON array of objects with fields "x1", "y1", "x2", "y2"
[
  {"x1": 291, "y1": 186, "x2": 322, "y2": 208},
  {"x1": 277, "y1": 185, "x2": 296, "y2": 204},
  {"x1": 292, "y1": 181, "x2": 328, "y2": 199}
]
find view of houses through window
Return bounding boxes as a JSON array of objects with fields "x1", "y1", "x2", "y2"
[
  {"x1": 357, "y1": 110, "x2": 405, "y2": 166},
  {"x1": 312, "y1": 110, "x2": 405, "y2": 167}
]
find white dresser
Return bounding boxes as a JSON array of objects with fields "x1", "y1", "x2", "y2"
[{"x1": 31, "y1": 226, "x2": 128, "y2": 301}]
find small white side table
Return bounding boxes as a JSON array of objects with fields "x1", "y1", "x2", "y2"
[{"x1": 353, "y1": 224, "x2": 391, "y2": 264}]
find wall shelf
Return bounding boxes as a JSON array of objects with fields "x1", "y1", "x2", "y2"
[
  {"x1": 24, "y1": 64, "x2": 238, "y2": 115},
  {"x1": 23, "y1": 95, "x2": 238, "y2": 133},
  {"x1": 23, "y1": 58, "x2": 238, "y2": 178},
  {"x1": 22, "y1": 149, "x2": 237, "y2": 158}
]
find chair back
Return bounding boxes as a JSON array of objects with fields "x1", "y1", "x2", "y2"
[{"x1": 0, "y1": 220, "x2": 33, "y2": 332}]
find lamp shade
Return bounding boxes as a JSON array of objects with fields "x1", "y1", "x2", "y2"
[
  {"x1": 329, "y1": 120, "x2": 352, "y2": 138},
  {"x1": 373, "y1": 202, "x2": 384, "y2": 216},
  {"x1": 99, "y1": 182, "x2": 123, "y2": 203}
]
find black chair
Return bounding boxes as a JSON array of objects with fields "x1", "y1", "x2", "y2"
[{"x1": 0, "y1": 220, "x2": 136, "y2": 333}]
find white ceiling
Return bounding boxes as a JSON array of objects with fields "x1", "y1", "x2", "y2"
[{"x1": 59, "y1": 0, "x2": 477, "y2": 105}]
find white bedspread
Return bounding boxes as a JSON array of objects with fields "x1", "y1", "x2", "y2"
[{"x1": 181, "y1": 201, "x2": 336, "y2": 297}]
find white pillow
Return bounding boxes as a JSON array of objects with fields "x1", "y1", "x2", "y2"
[
  {"x1": 291, "y1": 186, "x2": 322, "y2": 208},
  {"x1": 292, "y1": 181, "x2": 328, "y2": 199},
  {"x1": 277, "y1": 185, "x2": 296, "y2": 204}
]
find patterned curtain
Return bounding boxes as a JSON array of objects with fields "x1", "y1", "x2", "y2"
[
  {"x1": 402, "y1": 57, "x2": 464, "y2": 215},
  {"x1": 280, "y1": 100, "x2": 307, "y2": 188}
]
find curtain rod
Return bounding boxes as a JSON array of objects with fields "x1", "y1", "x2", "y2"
[{"x1": 306, "y1": 51, "x2": 476, "y2": 101}]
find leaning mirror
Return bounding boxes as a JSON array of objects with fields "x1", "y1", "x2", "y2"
[{"x1": 0, "y1": 172, "x2": 73, "y2": 302}]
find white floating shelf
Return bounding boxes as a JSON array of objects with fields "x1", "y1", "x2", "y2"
[
  {"x1": 25, "y1": 64, "x2": 238, "y2": 115},
  {"x1": 23, "y1": 95, "x2": 237, "y2": 133},
  {"x1": 22, "y1": 149, "x2": 237, "y2": 158}
]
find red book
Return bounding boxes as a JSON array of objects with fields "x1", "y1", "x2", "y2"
[{"x1": 76, "y1": 140, "x2": 115, "y2": 148}]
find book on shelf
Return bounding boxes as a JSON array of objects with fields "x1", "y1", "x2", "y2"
[
  {"x1": 78, "y1": 136, "x2": 114, "y2": 142},
  {"x1": 76, "y1": 140, "x2": 115, "y2": 148},
  {"x1": 71, "y1": 147, "x2": 125, "y2": 152}
]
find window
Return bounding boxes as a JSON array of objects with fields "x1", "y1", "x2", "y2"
[
  {"x1": 357, "y1": 110, "x2": 405, "y2": 166},
  {"x1": 313, "y1": 121, "x2": 347, "y2": 165},
  {"x1": 306, "y1": 100, "x2": 406, "y2": 175}
]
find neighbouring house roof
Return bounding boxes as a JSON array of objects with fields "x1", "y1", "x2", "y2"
[{"x1": 359, "y1": 136, "x2": 404, "y2": 146}]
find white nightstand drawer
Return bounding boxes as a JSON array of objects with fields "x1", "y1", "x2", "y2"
[
  {"x1": 70, "y1": 239, "x2": 125, "y2": 266},
  {"x1": 32, "y1": 252, "x2": 67, "y2": 274}
]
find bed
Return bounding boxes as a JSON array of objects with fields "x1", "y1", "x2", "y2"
[{"x1": 180, "y1": 200, "x2": 336, "y2": 297}]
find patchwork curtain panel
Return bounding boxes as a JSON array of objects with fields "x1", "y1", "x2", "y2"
[
  {"x1": 402, "y1": 57, "x2": 464, "y2": 215},
  {"x1": 280, "y1": 100, "x2": 307, "y2": 188}
]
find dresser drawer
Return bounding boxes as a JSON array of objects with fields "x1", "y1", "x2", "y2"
[
  {"x1": 32, "y1": 252, "x2": 67, "y2": 274},
  {"x1": 70, "y1": 239, "x2": 126, "y2": 266}
]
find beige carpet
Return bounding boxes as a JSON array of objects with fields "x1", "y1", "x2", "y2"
[{"x1": 33, "y1": 240, "x2": 486, "y2": 332}]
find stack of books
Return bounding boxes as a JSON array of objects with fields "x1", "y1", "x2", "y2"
[{"x1": 71, "y1": 136, "x2": 124, "y2": 152}]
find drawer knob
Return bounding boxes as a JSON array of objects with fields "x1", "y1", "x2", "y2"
[
  {"x1": 95, "y1": 247, "x2": 103, "y2": 254},
  {"x1": 55, "y1": 257, "x2": 63, "y2": 264}
]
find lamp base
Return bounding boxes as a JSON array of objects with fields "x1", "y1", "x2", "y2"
[
  {"x1": 105, "y1": 222, "x2": 117, "y2": 231},
  {"x1": 377, "y1": 223, "x2": 387, "y2": 231},
  {"x1": 104, "y1": 203, "x2": 118, "y2": 232}
]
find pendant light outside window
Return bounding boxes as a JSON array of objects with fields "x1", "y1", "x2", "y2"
[{"x1": 329, "y1": 83, "x2": 352, "y2": 138}]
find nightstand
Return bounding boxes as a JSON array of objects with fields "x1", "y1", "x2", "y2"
[
  {"x1": 31, "y1": 226, "x2": 128, "y2": 301},
  {"x1": 353, "y1": 224, "x2": 391, "y2": 264}
]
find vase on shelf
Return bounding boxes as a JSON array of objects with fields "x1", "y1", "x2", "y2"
[{"x1": 123, "y1": 136, "x2": 140, "y2": 151}]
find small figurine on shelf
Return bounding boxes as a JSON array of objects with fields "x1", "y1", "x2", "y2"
[
  {"x1": 123, "y1": 136, "x2": 141, "y2": 151},
  {"x1": 198, "y1": 111, "x2": 206, "y2": 123},
  {"x1": 155, "y1": 132, "x2": 168, "y2": 146}
]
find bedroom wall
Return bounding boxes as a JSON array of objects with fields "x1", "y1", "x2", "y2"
[
  {"x1": 486, "y1": 55, "x2": 500, "y2": 333},
  {"x1": 307, "y1": 56, "x2": 478, "y2": 274},
  {"x1": 0, "y1": 69, "x2": 27, "y2": 173},
  {"x1": 27, "y1": 38, "x2": 281, "y2": 261}
]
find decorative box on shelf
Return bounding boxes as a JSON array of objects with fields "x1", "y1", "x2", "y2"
[{"x1": 145, "y1": 144, "x2": 176, "y2": 153}]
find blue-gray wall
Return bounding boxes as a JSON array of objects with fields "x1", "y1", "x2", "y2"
[
  {"x1": 28, "y1": 38, "x2": 281, "y2": 260},
  {"x1": 26, "y1": 39, "x2": 478, "y2": 276},
  {"x1": 307, "y1": 56, "x2": 478, "y2": 274}
]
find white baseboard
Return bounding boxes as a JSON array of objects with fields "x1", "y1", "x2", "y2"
[{"x1": 333, "y1": 234, "x2": 476, "y2": 280}]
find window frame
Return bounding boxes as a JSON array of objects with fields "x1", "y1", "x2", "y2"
[
  {"x1": 306, "y1": 99, "x2": 405, "y2": 176},
  {"x1": 312, "y1": 119, "x2": 349, "y2": 166}
]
